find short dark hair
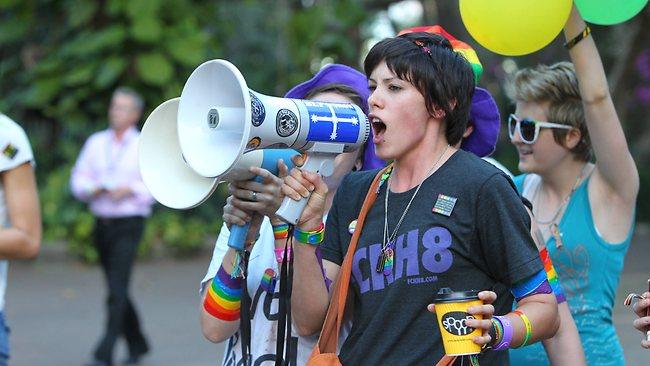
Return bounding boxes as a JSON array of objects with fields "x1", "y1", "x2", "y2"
[{"x1": 363, "y1": 32, "x2": 475, "y2": 146}]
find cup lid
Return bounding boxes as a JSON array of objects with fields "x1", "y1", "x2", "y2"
[{"x1": 433, "y1": 288, "x2": 479, "y2": 303}]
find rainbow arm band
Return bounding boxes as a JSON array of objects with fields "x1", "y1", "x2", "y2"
[
  {"x1": 539, "y1": 248, "x2": 567, "y2": 303},
  {"x1": 203, "y1": 266, "x2": 242, "y2": 321},
  {"x1": 511, "y1": 269, "x2": 552, "y2": 302}
]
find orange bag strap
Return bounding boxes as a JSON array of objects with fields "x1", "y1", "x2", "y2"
[
  {"x1": 316, "y1": 165, "x2": 391, "y2": 354},
  {"x1": 313, "y1": 164, "x2": 458, "y2": 366}
]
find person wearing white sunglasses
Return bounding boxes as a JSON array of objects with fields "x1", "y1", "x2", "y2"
[
  {"x1": 508, "y1": 5, "x2": 639, "y2": 366},
  {"x1": 507, "y1": 114, "x2": 572, "y2": 145}
]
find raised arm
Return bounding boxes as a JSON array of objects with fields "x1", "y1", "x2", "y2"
[
  {"x1": 283, "y1": 165, "x2": 339, "y2": 336},
  {"x1": 200, "y1": 162, "x2": 290, "y2": 342},
  {"x1": 0, "y1": 163, "x2": 41, "y2": 259},
  {"x1": 565, "y1": 5, "x2": 639, "y2": 201}
]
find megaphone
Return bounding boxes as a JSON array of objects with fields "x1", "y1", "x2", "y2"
[
  {"x1": 139, "y1": 98, "x2": 296, "y2": 249},
  {"x1": 139, "y1": 98, "x2": 218, "y2": 210},
  {"x1": 177, "y1": 59, "x2": 371, "y2": 224}
]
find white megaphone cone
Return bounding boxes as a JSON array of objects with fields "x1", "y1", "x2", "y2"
[
  {"x1": 178, "y1": 59, "x2": 370, "y2": 224},
  {"x1": 139, "y1": 98, "x2": 218, "y2": 209},
  {"x1": 139, "y1": 97, "x2": 297, "y2": 249}
]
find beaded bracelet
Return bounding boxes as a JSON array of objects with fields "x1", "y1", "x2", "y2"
[
  {"x1": 274, "y1": 247, "x2": 292, "y2": 263},
  {"x1": 492, "y1": 315, "x2": 513, "y2": 351},
  {"x1": 489, "y1": 318, "x2": 502, "y2": 346},
  {"x1": 294, "y1": 222, "x2": 325, "y2": 245},
  {"x1": 564, "y1": 25, "x2": 591, "y2": 50},
  {"x1": 272, "y1": 223, "x2": 289, "y2": 240},
  {"x1": 513, "y1": 310, "x2": 533, "y2": 347}
]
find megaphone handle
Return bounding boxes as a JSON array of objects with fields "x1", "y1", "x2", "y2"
[
  {"x1": 275, "y1": 154, "x2": 333, "y2": 225},
  {"x1": 226, "y1": 175, "x2": 264, "y2": 251},
  {"x1": 228, "y1": 222, "x2": 251, "y2": 251}
]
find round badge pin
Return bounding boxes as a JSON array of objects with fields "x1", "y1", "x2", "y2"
[{"x1": 348, "y1": 220, "x2": 357, "y2": 234}]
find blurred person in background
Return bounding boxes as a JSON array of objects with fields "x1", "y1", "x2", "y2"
[
  {"x1": 0, "y1": 113, "x2": 41, "y2": 366},
  {"x1": 71, "y1": 87, "x2": 154, "y2": 366}
]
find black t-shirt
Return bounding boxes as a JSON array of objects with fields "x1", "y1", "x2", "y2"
[{"x1": 321, "y1": 150, "x2": 543, "y2": 366}]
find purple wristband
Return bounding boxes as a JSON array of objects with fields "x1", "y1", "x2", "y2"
[
  {"x1": 217, "y1": 265, "x2": 242, "y2": 289},
  {"x1": 492, "y1": 315, "x2": 513, "y2": 351}
]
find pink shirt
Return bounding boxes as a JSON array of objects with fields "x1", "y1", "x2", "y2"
[{"x1": 70, "y1": 127, "x2": 154, "y2": 218}]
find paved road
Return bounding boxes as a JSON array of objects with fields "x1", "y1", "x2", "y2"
[{"x1": 4, "y1": 225, "x2": 650, "y2": 365}]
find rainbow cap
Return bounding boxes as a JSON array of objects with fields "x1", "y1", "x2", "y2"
[{"x1": 398, "y1": 25, "x2": 483, "y2": 84}]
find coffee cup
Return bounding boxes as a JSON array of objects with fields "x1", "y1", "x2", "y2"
[{"x1": 433, "y1": 288, "x2": 483, "y2": 356}]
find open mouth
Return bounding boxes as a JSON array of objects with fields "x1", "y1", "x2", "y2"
[{"x1": 371, "y1": 118, "x2": 386, "y2": 142}]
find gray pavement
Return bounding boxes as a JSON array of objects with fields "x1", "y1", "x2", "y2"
[
  {"x1": 4, "y1": 225, "x2": 650, "y2": 365},
  {"x1": 5, "y1": 247, "x2": 225, "y2": 366}
]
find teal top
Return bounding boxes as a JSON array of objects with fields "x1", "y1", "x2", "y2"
[{"x1": 509, "y1": 174, "x2": 633, "y2": 366}]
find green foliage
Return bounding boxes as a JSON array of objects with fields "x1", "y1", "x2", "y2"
[{"x1": 0, "y1": 0, "x2": 374, "y2": 261}]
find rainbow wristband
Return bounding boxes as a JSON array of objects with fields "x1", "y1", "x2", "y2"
[
  {"x1": 272, "y1": 223, "x2": 289, "y2": 240},
  {"x1": 203, "y1": 265, "x2": 242, "y2": 321},
  {"x1": 294, "y1": 222, "x2": 325, "y2": 245},
  {"x1": 492, "y1": 315, "x2": 513, "y2": 351},
  {"x1": 513, "y1": 310, "x2": 533, "y2": 347}
]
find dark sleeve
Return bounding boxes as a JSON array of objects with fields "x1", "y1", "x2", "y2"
[
  {"x1": 475, "y1": 173, "x2": 543, "y2": 286},
  {"x1": 320, "y1": 175, "x2": 347, "y2": 266}
]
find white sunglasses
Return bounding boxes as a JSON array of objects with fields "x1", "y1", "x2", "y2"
[{"x1": 508, "y1": 114, "x2": 572, "y2": 144}]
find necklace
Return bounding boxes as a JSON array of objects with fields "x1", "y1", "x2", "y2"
[
  {"x1": 376, "y1": 144, "x2": 450, "y2": 275},
  {"x1": 532, "y1": 163, "x2": 589, "y2": 249}
]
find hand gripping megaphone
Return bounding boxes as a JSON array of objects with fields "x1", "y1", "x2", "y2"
[
  {"x1": 138, "y1": 97, "x2": 295, "y2": 250},
  {"x1": 177, "y1": 59, "x2": 371, "y2": 224}
]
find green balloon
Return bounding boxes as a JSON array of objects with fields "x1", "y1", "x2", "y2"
[{"x1": 575, "y1": 0, "x2": 648, "y2": 25}]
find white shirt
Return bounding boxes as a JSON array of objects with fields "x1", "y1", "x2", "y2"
[
  {"x1": 0, "y1": 114, "x2": 35, "y2": 311},
  {"x1": 201, "y1": 218, "x2": 319, "y2": 365}
]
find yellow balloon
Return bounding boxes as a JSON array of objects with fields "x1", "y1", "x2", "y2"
[{"x1": 460, "y1": 0, "x2": 573, "y2": 56}]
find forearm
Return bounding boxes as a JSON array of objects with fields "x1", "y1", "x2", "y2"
[
  {"x1": 542, "y1": 302, "x2": 586, "y2": 365},
  {"x1": 1, "y1": 165, "x2": 41, "y2": 259},
  {"x1": 291, "y1": 240, "x2": 333, "y2": 336},
  {"x1": 200, "y1": 282, "x2": 240, "y2": 343},
  {"x1": 564, "y1": 7, "x2": 608, "y2": 103},
  {"x1": 507, "y1": 293, "x2": 559, "y2": 347},
  {"x1": 0, "y1": 228, "x2": 40, "y2": 259},
  {"x1": 565, "y1": 5, "x2": 638, "y2": 192},
  {"x1": 201, "y1": 249, "x2": 242, "y2": 343}
]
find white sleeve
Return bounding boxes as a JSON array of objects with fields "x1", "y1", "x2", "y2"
[
  {"x1": 0, "y1": 114, "x2": 35, "y2": 172},
  {"x1": 482, "y1": 157, "x2": 513, "y2": 178},
  {"x1": 199, "y1": 222, "x2": 231, "y2": 295}
]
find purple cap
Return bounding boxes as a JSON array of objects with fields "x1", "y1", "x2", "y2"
[
  {"x1": 461, "y1": 87, "x2": 500, "y2": 157},
  {"x1": 285, "y1": 64, "x2": 385, "y2": 170}
]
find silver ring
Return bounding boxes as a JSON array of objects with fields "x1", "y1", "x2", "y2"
[{"x1": 251, "y1": 191, "x2": 257, "y2": 202}]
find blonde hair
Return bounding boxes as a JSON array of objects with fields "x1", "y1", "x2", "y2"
[{"x1": 510, "y1": 62, "x2": 592, "y2": 161}]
